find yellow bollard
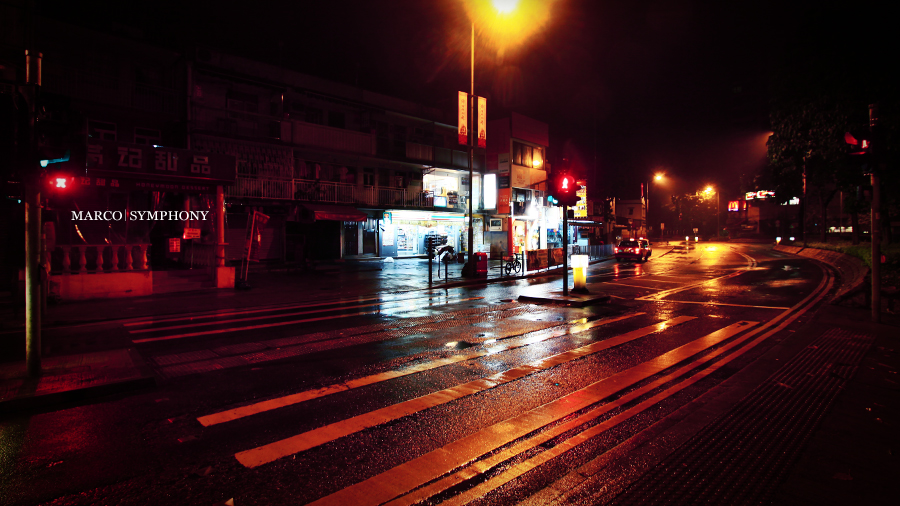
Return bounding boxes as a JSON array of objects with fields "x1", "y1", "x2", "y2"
[{"x1": 572, "y1": 254, "x2": 588, "y2": 293}]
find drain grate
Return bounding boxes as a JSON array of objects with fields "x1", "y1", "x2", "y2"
[{"x1": 612, "y1": 327, "x2": 875, "y2": 506}]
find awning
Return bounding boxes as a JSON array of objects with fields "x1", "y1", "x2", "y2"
[{"x1": 301, "y1": 203, "x2": 367, "y2": 222}]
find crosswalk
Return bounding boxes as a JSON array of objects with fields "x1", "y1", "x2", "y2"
[
  {"x1": 134, "y1": 246, "x2": 837, "y2": 505},
  {"x1": 170, "y1": 255, "x2": 834, "y2": 505}
]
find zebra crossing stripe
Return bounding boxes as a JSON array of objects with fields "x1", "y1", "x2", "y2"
[
  {"x1": 234, "y1": 316, "x2": 696, "y2": 469},
  {"x1": 197, "y1": 313, "x2": 644, "y2": 426}
]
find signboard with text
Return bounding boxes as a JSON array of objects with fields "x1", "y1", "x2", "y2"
[
  {"x1": 458, "y1": 91, "x2": 468, "y2": 145},
  {"x1": 477, "y1": 96, "x2": 487, "y2": 148},
  {"x1": 87, "y1": 140, "x2": 236, "y2": 186}
]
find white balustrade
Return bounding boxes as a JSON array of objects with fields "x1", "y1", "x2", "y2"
[{"x1": 51, "y1": 244, "x2": 151, "y2": 274}]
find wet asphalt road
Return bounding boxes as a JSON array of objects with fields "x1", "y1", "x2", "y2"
[{"x1": 0, "y1": 242, "x2": 829, "y2": 505}]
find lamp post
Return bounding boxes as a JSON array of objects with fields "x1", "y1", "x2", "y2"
[
  {"x1": 460, "y1": 0, "x2": 547, "y2": 275},
  {"x1": 464, "y1": 21, "x2": 475, "y2": 276},
  {"x1": 645, "y1": 173, "x2": 664, "y2": 239},
  {"x1": 705, "y1": 186, "x2": 719, "y2": 239}
]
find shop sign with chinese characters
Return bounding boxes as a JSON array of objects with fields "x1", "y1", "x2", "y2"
[{"x1": 87, "y1": 140, "x2": 236, "y2": 186}]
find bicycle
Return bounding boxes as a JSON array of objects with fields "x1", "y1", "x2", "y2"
[{"x1": 504, "y1": 254, "x2": 522, "y2": 275}]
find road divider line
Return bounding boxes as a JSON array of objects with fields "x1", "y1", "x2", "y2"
[
  {"x1": 635, "y1": 270, "x2": 747, "y2": 301},
  {"x1": 197, "y1": 313, "x2": 645, "y2": 427},
  {"x1": 309, "y1": 319, "x2": 757, "y2": 506},
  {"x1": 646, "y1": 300, "x2": 790, "y2": 310},
  {"x1": 129, "y1": 296, "x2": 482, "y2": 334},
  {"x1": 131, "y1": 297, "x2": 485, "y2": 344},
  {"x1": 233, "y1": 316, "x2": 696, "y2": 468},
  {"x1": 125, "y1": 293, "x2": 457, "y2": 327}
]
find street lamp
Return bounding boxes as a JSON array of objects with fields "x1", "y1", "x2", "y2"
[
  {"x1": 644, "y1": 173, "x2": 664, "y2": 239},
  {"x1": 704, "y1": 186, "x2": 719, "y2": 239},
  {"x1": 460, "y1": 0, "x2": 551, "y2": 275}
]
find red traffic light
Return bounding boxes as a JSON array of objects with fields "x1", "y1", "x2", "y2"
[
  {"x1": 844, "y1": 131, "x2": 871, "y2": 155},
  {"x1": 553, "y1": 172, "x2": 580, "y2": 206},
  {"x1": 55, "y1": 177, "x2": 68, "y2": 188}
]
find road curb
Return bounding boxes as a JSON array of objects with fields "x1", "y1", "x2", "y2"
[{"x1": 0, "y1": 349, "x2": 158, "y2": 415}]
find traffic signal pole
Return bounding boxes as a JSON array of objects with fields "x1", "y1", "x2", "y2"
[
  {"x1": 869, "y1": 104, "x2": 881, "y2": 324},
  {"x1": 24, "y1": 46, "x2": 42, "y2": 376},
  {"x1": 562, "y1": 205, "x2": 568, "y2": 297}
]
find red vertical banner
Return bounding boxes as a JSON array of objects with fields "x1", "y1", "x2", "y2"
[
  {"x1": 477, "y1": 96, "x2": 487, "y2": 148},
  {"x1": 458, "y1": 91, "x2": 468, "y2": 145}
]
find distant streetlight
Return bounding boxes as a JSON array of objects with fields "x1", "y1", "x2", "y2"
[
  {"x1": 644, "y1": 172, "x2": 665, "y2": 238},
  {"x1": 704, "y1": 186, "x2": 719, "y2": 239}
]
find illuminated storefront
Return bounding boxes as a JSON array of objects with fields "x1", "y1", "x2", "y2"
[{"x1": 379, "y1": 210, "x2": 470, "y2": 258}]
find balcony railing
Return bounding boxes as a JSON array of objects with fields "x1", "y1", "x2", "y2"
[{"x1": 226, "y1": 177, "x2": 471, "y2": 212}]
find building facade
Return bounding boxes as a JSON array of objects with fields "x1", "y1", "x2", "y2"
[{"x1": 485, "y1": 113, "x2": 552, "y2": 258}]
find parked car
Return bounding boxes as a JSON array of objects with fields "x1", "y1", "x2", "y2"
[
  {"x1": 639, "y1": 238, "x2": 652, "y2": 259},
  {"x1": 615, "y1": 239, "x2": 651, "y2": 262}
]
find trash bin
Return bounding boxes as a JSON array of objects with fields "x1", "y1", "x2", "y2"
[
  {"x1": 457, "y1": 252, "x2": 465, "y2": 264},
  {"x1": 475, "y1": 252, "x2": 488, "y2": 276}
]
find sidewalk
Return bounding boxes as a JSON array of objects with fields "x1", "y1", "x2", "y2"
[{"x1": 0, "y1": 348, "x2": 155, "y2": 414}]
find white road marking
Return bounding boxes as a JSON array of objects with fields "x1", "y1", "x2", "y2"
[
  {"x1": 125, "y1": 292, "x2": 451, "y2": 327},
  {"x1": 197, "y1": 313, "x2": 644, "y2": 427},
  {"x1": 233, "y1": 316, "x2": 696, "y2": 468},
  {"x1": 129, "y1": 296, "x2": 480, "y2": 334},
  {"x1": 309, "y1": 320, "x2": 758, "y2": 506},
  {"x1": 131, "y1": 297, "x2": 484, "y2": 344}
]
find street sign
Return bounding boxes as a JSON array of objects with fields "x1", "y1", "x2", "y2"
[
  {"x1": 183, "y1": 227, "x2": 201, "y2": 239},
  {"x1": 169, "y1": 238, "x2": 181, "y2": 253}
]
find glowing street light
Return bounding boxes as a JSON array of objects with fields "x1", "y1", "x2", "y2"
[
  {"x1": 704, "y1": 186, "x2": 719, "y2": 239},
  {"x1": 459, "y1": 0, "x2": 554, "y2": 275},
  {"x1": 492, "y1": 0, "x2": 519, "y2": 14},
  {"x1": 644, "y1": 172, "x2": 665, "y2": 239}
]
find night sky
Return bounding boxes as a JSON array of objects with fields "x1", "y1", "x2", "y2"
[{"x1": 32, "y1": 0, "x2": 894, "y2": 202}]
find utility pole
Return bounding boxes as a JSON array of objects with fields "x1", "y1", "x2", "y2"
[
  {"x1": 869, "y1": 103, "x2": 881, "y2": 323},
  {"x1": 23, "y1": 0, "x2": 42, "y2": 376},
  {"x1": 562, "y1": 205, "x2": 569, "y2": 297},
  {"x1": 464, "y1": 23, "x2": 475, "y2": 277}
]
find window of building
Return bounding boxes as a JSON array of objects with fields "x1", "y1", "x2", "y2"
[
  {"x1": 88, "y1": 120, "x2": 117, "y2": 141},
  {"x1": 363, "y1": 168, "x2": 375, "y2": 186},
  {"x1": 512, "y1": 141, "x2": 534, "y2": 167},
  {"x1": 328, "y1": 111, "x2": 345, "y2": 129},
  {"x1": 628, "y1": 207, "x2": 634, "y2": 215},
  {"x1": 226, "y1": 90, "x2": 259, "y2": 113},
  {"x1": 134, "y1": 127, "x2": 161, "y2": 145},
  {"x1": 305, "y1": 108, "x2": 324, "y2": 125}
]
